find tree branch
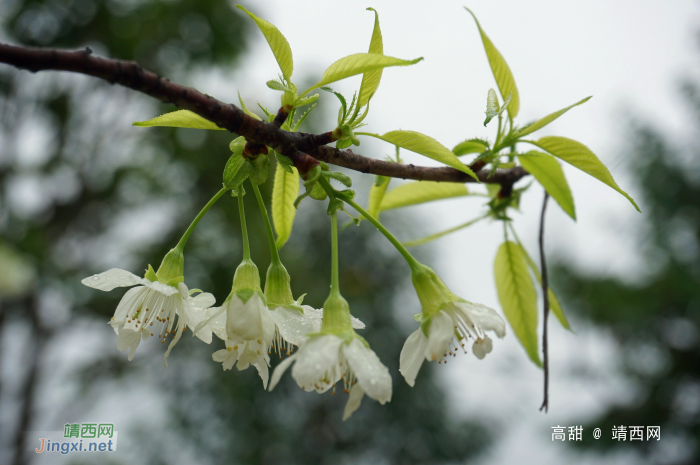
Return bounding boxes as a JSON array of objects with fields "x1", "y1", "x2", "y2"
[
  {"x1": 539, "y1": 192, "x2": 550, "y2": 413},
  {"x1": 0, "y1": 43, "x2": 529, "y2": 185}
]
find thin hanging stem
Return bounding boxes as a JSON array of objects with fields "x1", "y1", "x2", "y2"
[
  {"x1": 238, "y1": 192, "x2": 251, "y2": 261},
  {"x1": 251, "y1": 182, "x2": 281, "y2": 265},
  {"x1": 342, "y1": 196, "x2": 420, "y2": 270},
  {"x1": 330, "y1": 210, "x2": 340, "y2": 295},
  {"x1": 175, "y1": 187, "x2": 228, "y2": 252},
  {"x1": 539, "y1": 192, "x2": 551, "y2": 413}
]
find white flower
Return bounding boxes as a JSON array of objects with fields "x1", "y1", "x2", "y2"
[
  {"x1": 269, "y1": 333, "x2": 392, "y2": 420},
  {"x1": 268, "y1": 304, "x2": 366, "y2": 355},
  {"x1": 82, "y1": 268, "x2": 217, "y2": 365},
  {"x1": 207, "y1": 291, "x2": 276, "y2": 387},
  {"x1": 399, "y1": 264, "x2": 506, "y2": 387},
  {"x1": 400, "y1": 302, "x2": 505, "y2": 386}
]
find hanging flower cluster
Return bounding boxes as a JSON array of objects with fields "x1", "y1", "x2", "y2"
[{"x1": 80, "y1": 4, "x2": 640, "y2": 417}]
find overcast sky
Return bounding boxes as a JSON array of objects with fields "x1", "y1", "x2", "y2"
[{"x1": 198, "y1": 1, "x2": 700, "y2": 462}]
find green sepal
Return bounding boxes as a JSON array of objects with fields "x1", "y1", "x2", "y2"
[
  {"x1": 410, "y1": 262, "x2": 460, "y2": 319},
  {"x1": 264, "y1": 261, "x2": 295, "y2": 308},
  {"x1": 155, "y1": 248, "x2": 185, "y2": 285},
  {"x1": 236, "y1": 288, "x2": 255, "y2": 304},
  {"x1": 321, "y1": 291, "x2": 353, "y2": 333},
  {"x1": 231, "y1": 259, "x2": 261, "y2": 293},
  {"x1": 165, "y1": 276, "x2": 184, "y2": 287},
  {"x1": 295, "y1": 293, "x2": 306, "y2": 305},
  {"x1": 412, "y1": 313, "x2": 423, "y2": 322},
  {"x1": 144, "y1": 264, "x2": 158, "y2": 282}
]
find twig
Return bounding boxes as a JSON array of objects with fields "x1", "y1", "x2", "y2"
[
  {"x1": 0, "y1": 43, "x2": 529, "y2": 186},
  {"x1": 539, "y1": 192, "x2": 550, "y2": 413}
]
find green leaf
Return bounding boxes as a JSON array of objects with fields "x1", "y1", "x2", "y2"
[
  {"x1": 465, "y1": 8, "x2": 520, "y2": 120},
  {"x1": 403, "y1": 213, "x2": 488, "y2": 247},
  {"x1": 529, "y1": 136, "x2": 640, "y2": 212},
  {"x1": 513, "y1": 238, "x2": 571, "y2": 331},
  {"x1": 272, "y1": 164, "x2": 299, "y2": 249},
  {"x1": 249, "y1": 154, "x2": 270, "y2": 186},
  {"x1": 368, "y1": 175, "x2": 390, "y2": 218},
  {"x1": 516, "y1": 96, "x2": 592, "y2": 137},
  {"x1": 517, "y1": 151, "x2": 576, "y2": 220},
  {"x1": 452, "y1": 139, "x2": 488, "y2": 156},
  {"x1": 274, "y1": 150, "x2": 295, "y2": 174},
  {"x1": 133, "y1": 110, "x2": 224, "y2": 130},
  {"x1": 361, "y1": 130, "x2": 478, "y2": 181},
  {"x1": 494, "y1": 241, "x2": 541, "y2": 366},
  {"x1": 379, "y1": 181, "x2": 470, "y2": 212},
  {"x1": 305, "y1": 53, "x2": 423, "y2": 94},
  {"x1": 484, "y1": 88, "x2": 500, "y2": 126},
  {"x1": 223, "y1": 137, "x2": 250, "y2": 190},
  {"x1": 237, "y1": 5, "x2": 293, "y2": 80},
  {"x1": 238, "y1": 91, "x2": 261, "y2": 121},
  {"x1": 358, "y1": 8, "x2": 384, "y2": 108}
]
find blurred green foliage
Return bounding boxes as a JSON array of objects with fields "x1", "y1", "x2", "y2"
[{"x1": 560, "y1": 74, "x2": 700, "y2": 464}]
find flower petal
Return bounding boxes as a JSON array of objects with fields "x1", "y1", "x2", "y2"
[
  {"x1": 344, "y1": 338, "x2": 392, "y2": 404},
  {"x1": 226, "y1": 294, "x2": 264, "y2": 341},
  {"x1": 112, "y1": 287, "x2": 148, "y2": 329},
  {"x1": 142, "y1": 279, "x2": 181, "y2": 296},
  {"x1": 269, "y1": 353, "x2": 298, "y2": 391},
  {"x1": 399, "y1": 329, "x2": 428, "y2": 387},
  {"x1": 254, "y1": 361, "x2": 270, "y2": 389},
  {"x1": 424, "y1": 310, "x2": 453, "y2": 361},
  {"x1": 82, "y1": 268, "x2": 145, "y2": 291},
  {"x1": 270, "y1": 306, "x2": 318, "y2": 345},
  {"x1": 116, "y1": 328, "x2": 142, "y2": 361},
  {"x1": 342, "y1": 384, "x2": 365, "y2": 421},
  {"x1": 453, "y1": 301, "x2": 506, "y2": 338},
  {"x1": 350, "y1": 315, "x2": 366, "y2": 330},
  {"x1": 192, "y1": 306, "x2": 226, "y2": 339},
  {"x1": 190, "y1": 292, "x2": 216, "y2": 310},
  {"x1": 291, "y1": 335, "x2": 343, "y2": 390}
]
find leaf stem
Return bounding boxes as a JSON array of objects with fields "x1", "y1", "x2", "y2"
[
  {"x1": 175, "y1": 187, "x2": 228, "y2": 252},
  {"x1": 238, "y1": 192, "x2": 251, "y2": 261},
  {"x1": 251, "y1": 182, "x2": 281, "y2": 265}
]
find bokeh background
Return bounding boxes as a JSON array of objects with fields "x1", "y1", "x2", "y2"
[{"x1": 1, "y1": 1, "x2": 699, "y2": 464}]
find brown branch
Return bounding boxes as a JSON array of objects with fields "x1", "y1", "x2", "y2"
[
  {"x1": 0, "y1": 43, "x2": 529, "y2": 185},
  {"x1": 539, "y1": 192, "x2": 550, "y2": 413}
]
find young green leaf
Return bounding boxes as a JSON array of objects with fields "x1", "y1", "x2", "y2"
[
  {"x1": 272, "y1": 163, "x2": 299, "y2": 249},
  {"x1": 238, "y1": 91, "x2": 261, "y2": 121},
  {"x1": 512, "y1": 236, "x2": 571, "y2": 331},
  {"x1": 249, "y1": 154, "x2": 270, "y2": 186},
  {"x1": 304, "y1": 53, "x2": 423, "y2": 95},
  {"x1": 379, "y1": 181, "x2": 471, "y2": 212},
  {"x1": 358, "y1": 8, "x2": 384, "y2": 108},
  {"x1": 528, "y1": 136, "x2": 640, "y2": 212},
  {"x1": 452, "y1": 139, "x2": 488, "y2": 156},
  {"x1": 133, "y1": 110, "x2": 224, "y2": 130},
  {"x1": 517, "y1": 152, "x2": 576, "y2": 220},
  {"x1": 484, "y1": 88, "x2": 500, "y2": 126},
  {"x1": 465, "y1": 8, "x2": 520, "y2": 120},
  {"x1": 237, "y1": 5, "x2": 293, "y2": 81},
  {"x1": 224, "y1": 137, "x2": 249, "y2": 190},
  {"x1": 360, "y1": 131, "x2": 478, "y2": 180},
  {"x1": 516, "y1": 96, "x2": 592, "y2": 137},
  {"x1": 494, "y1": 241, "x2": 541, "y2": 367},
  {"x1": 368, "y1": 175, "x2": 390, "y2": 219}
]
